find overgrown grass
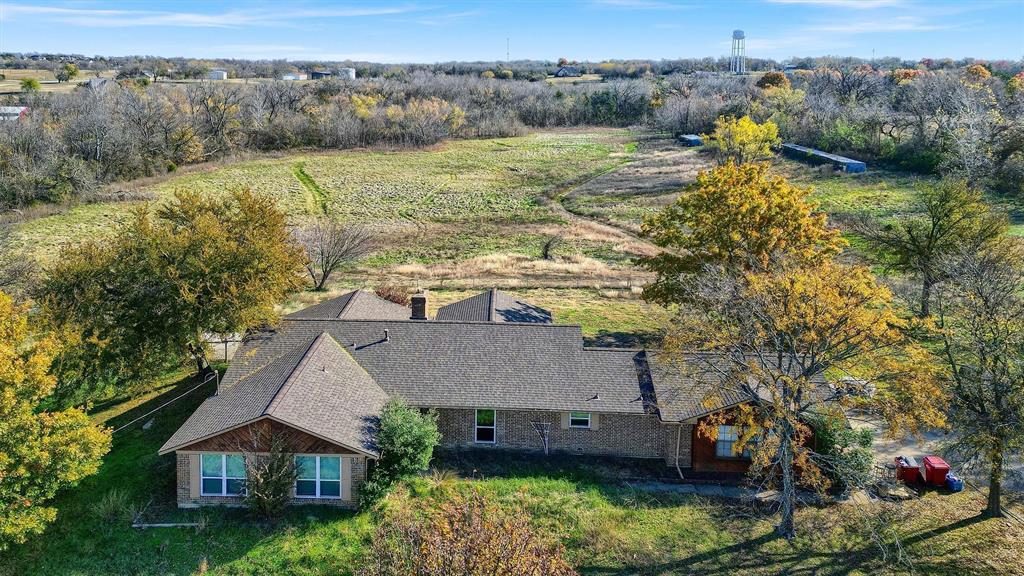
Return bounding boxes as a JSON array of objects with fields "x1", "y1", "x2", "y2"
[{"x1": 11, "y1": 130, "x2": 634, "y2": 264}]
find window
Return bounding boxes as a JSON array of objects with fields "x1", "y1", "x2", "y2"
[
  {"x1": 295, "y1": 455, "x2": 342, "y2": 499},
  {"x1": 475, "y1": 409, "x2": 495, "y2": 443},
  {"x1": 715, "y1": 425, "x2": 751, "y2": 459},
  {"x1": 200, "y1": 453, "x2": 245, "y2": 496},
  {"x1": 569, "y1": 411, "x2": 591, "y2": 429}
]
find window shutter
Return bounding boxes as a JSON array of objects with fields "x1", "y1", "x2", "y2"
[
  {"x1": 591, "y1": 413, "x2": 600, "y2": 430},
  {"x1": 560, "y1": 412, "x2": 570, "y2": 430},
  {"x1": 341, "y1": 457, "x2": 352, "y2": 501},
  {"x1": 189, "y1": 454, "x2": 200, "y2": 499}
]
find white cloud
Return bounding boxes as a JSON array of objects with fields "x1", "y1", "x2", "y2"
[
  {"x1": 766, "y1": 0, "x2": 905, "y2": 7},
  {"x1": 0, "y1": 3, "x2": 421, "y2": 28},
  {"x1": 813, "y1": 16, "x2": 954, "y2": 33},
  {"x1": 592, "y1": 0, "x2": 691, "y2": 10}
]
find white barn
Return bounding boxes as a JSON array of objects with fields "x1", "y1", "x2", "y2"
[{"x1": 208, "y1": 70, "x2": 228, "y2": 80}]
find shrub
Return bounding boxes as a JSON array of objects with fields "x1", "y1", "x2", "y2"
[
  {"x1": 20, "y1": 78, "x2": 40, "y2": 92},
  {"x1": 812, "y1": 416, "x2": 874, "y2": 491},
  {"x1": 704, "y1": 115, "x2": 780, "y2": 164},
  {"x1": 91, "y1": 489, "x2": 137, "y2": 524},
  {"x1": 243, "y1": 435, "x2": 298, "y2": 520},
  {"x1": 480, "y1": 70, "x2": 495, "y2": 79},
  {"x1": 360, "y1": 398, "x2": 440, "y2": 506},
  {"x1": 756, "y1": 71, "x2": 790, "y2": 90},
  {"x1": 374, "y1": 284, "x2": 411, "y2": 306},
  {"x1": 361, "y1": 489, "x2": 576, "y2": 576}
]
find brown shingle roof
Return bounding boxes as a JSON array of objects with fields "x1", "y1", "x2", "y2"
[
  {"x1": 286, "y1": 290, "x2": 411, "y2": 320},
  {"x1": 436, "y1": 289, "x2": 552, "y2": 323}
]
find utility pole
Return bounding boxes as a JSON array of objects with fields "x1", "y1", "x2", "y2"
[{"x1": 506, "y1": 37, "x2": 510, "y2": 63}]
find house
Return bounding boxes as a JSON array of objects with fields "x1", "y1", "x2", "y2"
[
  {"x1": 0, "y1": 106, "x2": 29, "y2": 122},
  {"x1": 208, "y1": 69, "x2": 228, "y2": 81},
  {"x1": 554, "y1": 66, "x2": 582, "y2": 78},
  {"x1": 281, "y1": 73, "x2": 308, "y2": 81},
  {"x1": 160, "y1": 289, "x2": 796, "y2": 509},
  {"x1": 310, "y1": 71, "x2": 332, "y2": 80}
]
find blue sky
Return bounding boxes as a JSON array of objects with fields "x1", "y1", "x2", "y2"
[{"x1": 1, "y1": 0, "x2": 1021, "y2": 63}]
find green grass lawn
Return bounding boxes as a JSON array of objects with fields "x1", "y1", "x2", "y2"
[{"x1": 3, "y1": 371, "x2": 1020, "y2": 576}]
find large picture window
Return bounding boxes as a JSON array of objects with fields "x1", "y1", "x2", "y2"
[
  {"x1": 295, "y1": 455, "x2": 342, "y2": 499},
  {"x1": 715, "y1": 425, "x2": 751, "y2": 459},
  {"x1": 569, "y1": 411, "x2": 591, "y2": 429},
  {"x1": 200, "y1": 453, "x2": 246, "y2": 496},
  {"x1": 475, "y1": 409, "x2": 496, "y2": 443}
]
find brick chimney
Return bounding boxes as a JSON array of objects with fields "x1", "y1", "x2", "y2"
[{"x1": 411, "y1": 292, "x2": 428, "y2": 320}]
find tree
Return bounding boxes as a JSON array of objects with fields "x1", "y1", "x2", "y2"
[
  {"x1": 40, "y1": 189, "x2": 305, "y2": 403},
  {"x1": 295, "y1": 219, "x2": 373, "y2": 291},
  {"x1": 360, "y1": 398, "x2": 440, "y2": 505},
  {"x1": 640, "y1": 161, "x2": 844, "y2": 304},
  {"x1": 756, "y1": 71, "x2": 790, "y2": 90},
  {"x1": 20, "y1": 78, "x2": 40, "y2": 92},
  {"x1": 55, "y1": 63, "x2": 79, "y2": 83},
  {"x1": 0, "y1": 292, "x2": 110, "y2": 549},
  {"x1": 363, "y1": 489, "x2": 576, "y2": 576},
  {"x1": 667, "y1": 259, "x2": 945, "y2": 539},
  {"x1": 0, "y1": 223, "x2": 37, "y2": 299},
  {"x1": 934, "y1": 241, "x2": 1024, "y2": 518},
  {"x1": 855, "y1": 179, "x2": 1007, "y2": 317},
  {"x1": 704, "y1": 116, "x2": 780, "y2": 164},
  {"x1": 240, "y1": 431, "x2": 298, "y2": 520}
]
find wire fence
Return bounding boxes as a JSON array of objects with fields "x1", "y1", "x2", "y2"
[{"x1": 110, "y1": 371, "x2": 218, "y2": 435}]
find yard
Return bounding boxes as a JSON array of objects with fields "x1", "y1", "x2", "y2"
[{"x1": 1, "y1": 371, "x2": 1021, "y2": 576}]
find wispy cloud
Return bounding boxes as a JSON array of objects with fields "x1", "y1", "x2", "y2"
[
  {"x1": 400, "y1": 10, "x2": 483, "y2": 26},
  {"x1": 592, "y1": 0, "x2": 691, "y2": 10},
  {"x1": 766, "y1": 0, "x2": 905, "y2": 7},
  {"x1": 0, "y1": 3, "x2": 421, "y2": 28},
  {"x1": 814, "y1": 16, "x2": 954, "y2": 33}
]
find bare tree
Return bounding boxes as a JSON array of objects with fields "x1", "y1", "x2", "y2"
[
  {"x1": 935, "y1": 241, "x2": 1024, "y2": 518},
  {"x1": 295, "y1": 219, "x2": 373, "y2": 291}
]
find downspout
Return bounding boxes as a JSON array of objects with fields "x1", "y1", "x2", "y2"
[{"x1": 675, "y1": 423, "x2": 685, "y2": 481}]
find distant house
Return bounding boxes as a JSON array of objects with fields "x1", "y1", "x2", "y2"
[
  {"x1": 554, "y1": 66, "x2": 582, "y2": 78},
  {"x1": 0, "y1": 106, "x2": 29, "y2": 122},
  {"x1": 160, "y1": 288, "x2": 827, "y2": 509},
  {"x1": 281, "y1": 72, "x2": 308, "y2": 81},
  {"x1": 208, "y1": 69, "x2": 228, "y2": 81},
  {"x1": 310, "y1": 71, "x2": 332, "y2": 80},
  {"x1": 83, "y1": 77, "x2": 112, "y2": 90},
  {"x1": 339, "y1": 67, "x2": 356, "y2": 80}
]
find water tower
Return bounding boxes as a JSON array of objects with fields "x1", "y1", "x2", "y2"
[{"x1": 731, "y1": 29, "x2": 746, "y2": 74}]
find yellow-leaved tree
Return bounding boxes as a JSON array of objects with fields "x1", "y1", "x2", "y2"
[
  {"x1": 0, "y1": 292, "x2": 110, "y2": 549},
  {"x1": 668, "y1": 259, "x2": 946, "y2": 540},
  {"x1": 704, "y1": 115, "x2": 780, "y2": 164},
  {"x1": 640, "y1": 161, "x2": 844, "y2": 305}
]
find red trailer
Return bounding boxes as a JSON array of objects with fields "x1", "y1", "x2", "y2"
[
  {"x1": 895, "y1": 456, "x2": 920, "y2": 484},
  {"x1": 921, "y1": 456, "x2": 951, "y2": 486}
]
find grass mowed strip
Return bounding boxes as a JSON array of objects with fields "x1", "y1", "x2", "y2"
[
  {"x1": 3, "y1": 373, "x2": 1019, "y2": 576},
  {"x1": 12, "y1": 130, "x2": 634, "y2": 264}
]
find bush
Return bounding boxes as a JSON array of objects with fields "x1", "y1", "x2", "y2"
[
  {"x1": 243, "y1": 435, "x2": 298, "y2": 520},
  {"x1": 361, "y1": 489, "x2": 576, "y2": 576},
  {"x1": 360, "y1": 398, "x2": 440, "y2": 506},
  {"x1": 812, "y1": 416, "x2": 874, "y2": 492},
  {"x1": 704, "y1": 115, "x2": 780, "y2": 164},
  {"x1": 374, "y1": 284, "x2": 410, "y2": 306},
  {"x1": 756, "y1": 71, "x2": 790, "y2": 90},
  {"x1": 91, "y1": 489, "x2": 137, "y2": 524}
]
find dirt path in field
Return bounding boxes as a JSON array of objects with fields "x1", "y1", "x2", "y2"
[{"x1": 544, "y1": 137, "x2": 708, "y2": 256}]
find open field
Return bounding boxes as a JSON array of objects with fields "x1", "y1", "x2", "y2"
[
  {"x1": 0, "y1": 68, "x2": 117, "y2": 94},
  {"x1": 2, "y1": 371, "x2": 1020, "y2": 576}
]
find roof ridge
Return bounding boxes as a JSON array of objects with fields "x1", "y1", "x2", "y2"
[
  {"x1": 283, "y1": 317, "x2": 582, "y2": 328},
  {"x1": 265, "y1": 333, "x2": 328, "y2": 416},
  {"x1": 488, "y1": 287, "x2": 496, "y2": 322}
]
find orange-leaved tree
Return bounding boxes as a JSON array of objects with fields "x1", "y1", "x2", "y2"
[
  {"x1": 667, "y1": 259, "x2": 946, "y2": 540},
  {"x1": 640, "y1": 160, "x2": 844, "y2": 305}
]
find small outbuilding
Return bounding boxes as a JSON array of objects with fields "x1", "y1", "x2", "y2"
[
  {"x1": 782, "y1": 143, "x2": 867, "y2": 173},
  {"x1": 554, "y1": 66, "x2": 582, "y2": 78},
  {"x1": 678, "y1": 134, "x2": 702, "y2": 147},
  {"x1": 207, "y1": 69, "x2": 228, "y2": 81},
  {"x1": 339, "y1": 67, "x2": 356, "y2": 80},
  {"x1": 311, "y1": 71, "x2": 332, "y2": 80},
  {"x1": 281, "y1": 72, "x2": 307, "y2": 81}
]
